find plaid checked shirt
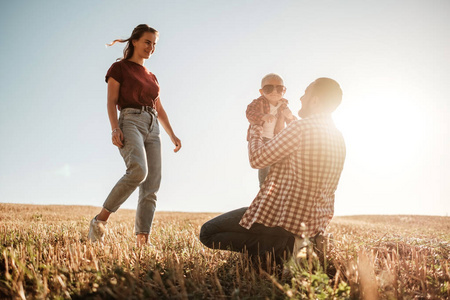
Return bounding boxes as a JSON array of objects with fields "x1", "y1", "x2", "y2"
[{"x1": 240, "y1": 113, "x2": 346, "y2": 237}]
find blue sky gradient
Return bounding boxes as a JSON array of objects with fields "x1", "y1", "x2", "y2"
[{"x1": 1, "y1": 0, "x2": 449, "y2": 215}]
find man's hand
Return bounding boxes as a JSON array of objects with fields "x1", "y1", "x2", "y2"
[
  {"x1": 249, "y1": 124, "x2": 263, "y2": 137},
  {"x1": 261, "y1": 114, "x2": 276, "y2": 123},
  {"x1": 282, "y1": 108, "x2": 295, "y2": 120}
]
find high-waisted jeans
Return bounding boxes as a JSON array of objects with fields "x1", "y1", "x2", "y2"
[
  {"x1": 199, "y1": 207, "x2": 295, "y2": 261},
  {"x1": 103, "y1": 108, "x2": 161, "y2": 235}
]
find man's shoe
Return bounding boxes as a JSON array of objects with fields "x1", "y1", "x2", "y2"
[
  {"x1": 313, "y1": 233, "x2": 333, "y2": 256},
  {"x1": 88, "y1": 216, "x2": 107, "y2": 242},
  {"x1": 292, "y1": 236, "x2": 311, "y2": 259}
]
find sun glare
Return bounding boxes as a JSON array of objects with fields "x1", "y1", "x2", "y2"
[{"x1": 334, "y1": 91, "x2": 427, "y2": 171}]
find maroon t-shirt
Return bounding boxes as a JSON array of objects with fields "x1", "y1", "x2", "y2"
[{"x1": 105, "y1": 60, "x2": 160, "y2": 110}]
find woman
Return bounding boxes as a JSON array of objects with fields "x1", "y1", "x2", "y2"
[{"x1": 88, "y1": 24, "x2": 181, "y2": 246}]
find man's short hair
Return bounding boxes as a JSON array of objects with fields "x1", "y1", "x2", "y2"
[
  {"x1": 312, "y1": 78, "x2": 343, "y2": 112},
  {"x1": 261, "y1": 73, "x2": 284, "y2": 87}
]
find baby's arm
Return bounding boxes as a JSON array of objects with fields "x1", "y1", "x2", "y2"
[{"x1": 262, "y1": 114, "x2": 276, "y2": 123}]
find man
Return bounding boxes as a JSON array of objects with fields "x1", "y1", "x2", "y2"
[{"x1": 199, "y1": 78, "x2": 346, "y2": 262}]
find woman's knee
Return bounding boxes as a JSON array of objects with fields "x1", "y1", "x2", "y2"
[{"x1": 127, "y1": 163, "x2": 148, "y2": 184}]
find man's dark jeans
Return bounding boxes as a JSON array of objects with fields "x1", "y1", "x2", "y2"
[{"x1": 199, "y1": 207, "x2": 295, "y2": 261}]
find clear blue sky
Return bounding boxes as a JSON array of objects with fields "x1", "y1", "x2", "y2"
[{"x1": 1, "y1": 0, "x2": 449, "y2": 216}]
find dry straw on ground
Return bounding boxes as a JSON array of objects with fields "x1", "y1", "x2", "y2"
[{"x1": 0, "y1": 204, "x2": 449, "y2": 299}]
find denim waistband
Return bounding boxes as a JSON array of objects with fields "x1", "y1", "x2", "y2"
[{"x1": 121, "y1": 106, "x2": 158, "y2": 117}]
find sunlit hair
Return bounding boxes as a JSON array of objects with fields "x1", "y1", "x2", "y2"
[
  {"x1": 107, "y1": 24, "x2": 159, "y2": 61},
  {"x1": 261, "y1": 73, "x2": 284, "y2": 87},
  {"x1": 311, "y1": 78, "x2": 343, "y2": 112}
]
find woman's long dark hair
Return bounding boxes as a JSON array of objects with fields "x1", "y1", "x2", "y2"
[{"x1": 107, "y1": 24, "x2": 159, "y2": 60}]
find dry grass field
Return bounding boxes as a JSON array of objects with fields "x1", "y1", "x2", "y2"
[{"x1": 1, "y1": 204, "x2": 449, "y2": 299}]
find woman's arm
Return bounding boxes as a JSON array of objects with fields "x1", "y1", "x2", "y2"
[
  {"x1": 107, "y1": 77, "x2": 123, "y2": 148},
  {"x1": 155, "y1": 99, "x2": 182, "y2": 152}
]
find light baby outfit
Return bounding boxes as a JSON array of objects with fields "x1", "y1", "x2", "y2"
[{"x1": 246, "y1": 96, "x2": 294, "y2": 187}]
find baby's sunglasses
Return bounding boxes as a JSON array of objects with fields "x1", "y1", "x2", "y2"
[{"x1": 262, "y1": 84, "x2": 286, "y2": 94}]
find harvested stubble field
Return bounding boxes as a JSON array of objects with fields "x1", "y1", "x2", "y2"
[{"x1": 0, "y1": 204, "x2": 449, "y2": 299}]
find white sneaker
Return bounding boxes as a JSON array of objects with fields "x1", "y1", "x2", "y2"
[
  {"x1": 313, "y1": 233, "x2": 333, "y2": 255},
  {"x1": 292, "y1": 236, "x2": 311, "y2": 259},
  {"x1": 88, "y1": 216, "x2": 107, "y2": 242}
]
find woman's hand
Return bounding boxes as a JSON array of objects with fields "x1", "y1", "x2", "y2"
[
  {"x1": 170, "y1": 135, "x2": 182, "y2": 153},
  {"x1": 112, "y1": 128, "x2": 124, "y2": 148}
]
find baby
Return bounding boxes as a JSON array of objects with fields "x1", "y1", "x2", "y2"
[{"x1": 246, "y1": 73, "x2": 296, "y2": 187}]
